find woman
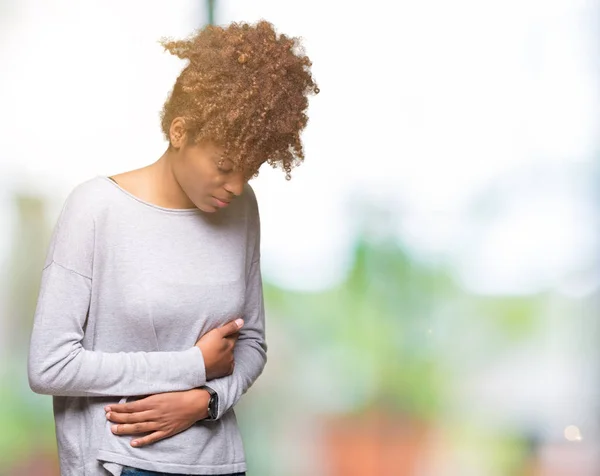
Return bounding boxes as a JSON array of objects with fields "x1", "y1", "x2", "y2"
[{"x1": 27, "y1": 20, "x2": 318, "y2": 476}]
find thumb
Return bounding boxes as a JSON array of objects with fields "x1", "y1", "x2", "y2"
[{"x1": 220, "y1": 318, "x2": 244, "y2": 337}]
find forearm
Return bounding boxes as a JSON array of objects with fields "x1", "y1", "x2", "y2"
[
  {"x1": 28, "y1": 344, "x2": 206, "y2": 397},
  {"x1": 28, "y1": 262, "x2": 207, "y2": 397},
  {"x1": 204, "y1": 241, "x2": 268, "y2": 419},
  {"x1": 204, "y1": 334, "x2": 267, "y2": 419}
]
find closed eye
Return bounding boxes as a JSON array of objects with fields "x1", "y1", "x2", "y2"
[{"x1": 216, "y1": 156, "x2": 234, "y2": 173}]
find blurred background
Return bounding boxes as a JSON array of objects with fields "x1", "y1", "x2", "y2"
[{"x1": 1, "y1": 0, "x2": 599, "y2": 474}]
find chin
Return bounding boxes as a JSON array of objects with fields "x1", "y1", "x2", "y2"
[
  {"x1": 197, "y1": 206, "x2": 216, "y2": 213},
  {"x1": 197, "y1": 202, "x2": 219, "y2": 213},
  {"x1": 188, "y1": 197, "x2": 215, "y2": 213}
]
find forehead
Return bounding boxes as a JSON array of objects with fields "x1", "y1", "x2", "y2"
[
  {"x1": 194, "y1": 139, "x2": 258, "y2": 176},
  {"x1": 196, "y1": 140, "x2": 225, "y2": 157}
]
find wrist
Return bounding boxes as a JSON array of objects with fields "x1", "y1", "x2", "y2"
[
  {"x1": 202, "y1": 385, "x2": 219, "y2": 420},
  {"x1": 188, "y1": 388, "x2": 211, "y2": 422}
]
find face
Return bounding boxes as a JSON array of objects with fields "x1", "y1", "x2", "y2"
[{"x1": 169, "y1": 119, "x2": 248, "y2": 213}]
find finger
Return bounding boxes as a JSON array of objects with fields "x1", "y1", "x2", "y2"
[
  {"x1": 220, "y1": 318, "x2": 244, "y2": 337},
  {"x1": 132, "y1": 430, "x2": 169, "y2": 448},
  {"x1": 224, "y1": 332, "x2": 240, "y2": 341},
  {"x1": 107, "y1": 409, "x2": 155, "y2": 424},
  {"x1": 111, "y1": 421, "x2": 158, "y2": 436},
  {"x1": 106, "y1": 397, "x2": 151, "y2": 414}
]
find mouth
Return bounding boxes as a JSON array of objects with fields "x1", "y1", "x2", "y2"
[{"x1": 213, "y1": 197, "x2": 230, "y2": 208}]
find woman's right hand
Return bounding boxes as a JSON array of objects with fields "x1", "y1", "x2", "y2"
[{"x1": 195, "y1": 318, "x2": 244, "y2": 380}]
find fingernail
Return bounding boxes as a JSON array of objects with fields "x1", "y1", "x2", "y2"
[
  {"x1": 235, "y1": 318, "x2": 244, "y2": 328},
  {"x1": 105, "y1": 412, "x2": 110, "y2": 419},
  {"x1": 132, "y1": 440, "x2": 139, "y2": 447},
  {"x1": 104, "y1": 406, "x2": 111, "y2": 412}
]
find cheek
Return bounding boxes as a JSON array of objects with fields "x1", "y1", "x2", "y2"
[
  {"x1": 176, "y1": 151, "x2": 224, "y2": 206},
  {"x1": 180, "y1": 162, "x2": 213, "y2": 196},
  {"x1": 186, "y1": 181, "x2": 214, "y2": 211},
  {"x1": 181, "y1": 173, "x2": 223, "y2": 213}
]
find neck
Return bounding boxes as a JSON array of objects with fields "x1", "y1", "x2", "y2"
[{"x1": 146, "y1": 148, "x2": 197, "y2": 209}]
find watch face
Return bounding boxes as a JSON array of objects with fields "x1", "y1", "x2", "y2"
[{"x1": 208, "y1": 396, "x2": 217, "y2": 419}]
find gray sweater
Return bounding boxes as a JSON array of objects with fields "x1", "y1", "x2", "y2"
[{"x1": 27, "y1": 176, "x2": 267, "y2": 475}]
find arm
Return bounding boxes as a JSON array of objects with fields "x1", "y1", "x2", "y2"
[
  {"x1": 27, "y1": 182, "x2": 206, "y2": 398},
  {"x1": 202, "y1": 257, "x2": 266, "y2": 419},
  {"x1": 201, "y1": 187, "x2": 267, "y2": 420},
  {"x1": 28, "y1": 261, "x2": 206, "y2": 397}
]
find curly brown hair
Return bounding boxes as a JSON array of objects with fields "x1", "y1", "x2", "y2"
[{"x1": 159, "y1": 20, "x2": 319, "y2": 180}]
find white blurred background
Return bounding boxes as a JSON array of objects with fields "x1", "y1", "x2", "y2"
[{"x1": 1, "y1": 1, "x2": 599, "y2": 474}]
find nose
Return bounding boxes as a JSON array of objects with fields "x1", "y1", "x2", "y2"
[{"x1": 223, "y1": 171, "x2": 246, "y2": 197}]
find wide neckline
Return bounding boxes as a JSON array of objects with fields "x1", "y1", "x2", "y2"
[{"x1": 97, "y1": 175, "x2": 204, "y2": 215}]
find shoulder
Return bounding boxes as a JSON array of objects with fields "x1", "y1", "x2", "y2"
[
  {"x1": 57, "y1": 175, "x2": 130, "y2": 227},
  {"x1": 242, "y1": 182, "x2": 258, "y2": 209},
  {"x1": 239, "y1": 182, "x2": 260, "y2": 225},
  {"x1": 62, "y1": 176, "x2": 115, "y2": 217},
  {"x1": 44, "y1": 177, "x2": 114, "y2": 275}
]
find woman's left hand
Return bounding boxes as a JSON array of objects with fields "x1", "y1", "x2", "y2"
[{"x1": 104, "y1": 388, "x2": 211, "y2": 447}]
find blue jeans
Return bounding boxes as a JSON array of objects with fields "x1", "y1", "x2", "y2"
[{"x1": 121, "y1": 467, "x2": 245, "y2": 476}]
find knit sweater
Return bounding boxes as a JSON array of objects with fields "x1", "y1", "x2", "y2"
[{"x1": 27, "y1": 176, "x2": 267, "y2": 475}]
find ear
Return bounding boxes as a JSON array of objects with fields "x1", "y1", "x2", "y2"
[{"x1": 169, "y1": 117, "x2": 187, "y2": 149}]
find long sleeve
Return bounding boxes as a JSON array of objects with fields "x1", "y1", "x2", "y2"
[
  {"x1": 28, "y1": 261, "x2": 207, "y2": 397},
  {"x1": 27, "y1": 183, "x2": 207, "y2": 397},
  {"x1": 203, "y1": 186, "x2": 267, "y2": 419}
]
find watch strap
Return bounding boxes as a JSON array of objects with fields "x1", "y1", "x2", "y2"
[{"x1": 202, "y1": 385, "x2": 218, "y2": 420}]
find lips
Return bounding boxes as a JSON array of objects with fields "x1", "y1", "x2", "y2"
[{"x1": 213, "y1": 197, "x2": 230, "y2": 208}]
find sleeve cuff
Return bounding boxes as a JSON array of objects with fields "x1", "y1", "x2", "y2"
[{"x1": 188, "y1": 346, "x2": 206, "y2": 387}]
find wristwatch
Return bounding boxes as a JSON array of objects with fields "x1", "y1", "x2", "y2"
[{"x1": 202, "y1": 385, "x2": 219, "y2": 421}]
